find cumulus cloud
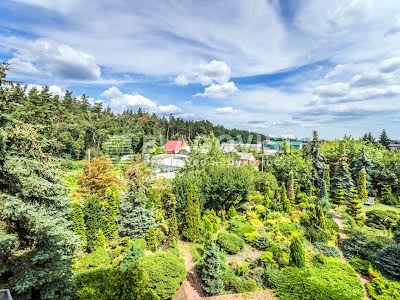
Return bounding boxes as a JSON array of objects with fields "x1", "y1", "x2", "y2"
[
  {"x1": 175, "y1": 60, "x2": 231, "y2": 86},
  {"x1": 101, "y1": 86, "x2": 182, "y2": 114},
  {"x1": 25, "y1": 83, "x2": 65, "y2": 98},
  {"x1": 195, "y1": 82, "x2": 238, "y2": 99},
  {"x1": 3, "y1": 37, "x2": 101, "y2": 80},
  {"x1": 215, "y1": 106, "x2": 238, "y2": 114}
]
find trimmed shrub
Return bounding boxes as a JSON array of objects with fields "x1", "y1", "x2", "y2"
[
  {"x1": 259, "y1": 251, "x2": 278, "y2": 268},
  {"x1": 367, "y1": 277, "x2": 400, "y2": 300},
  {"x1": 365, "y1": 210, "x2": 399, "y2": 230},
  {"x1": 200, "y1": 241, "x2": 224, "y2": 296},
  {"x1": 374, "y1": 244, "x2": 400, "y2": 280},
  {"x1": 313, "y1": 242, "x2": 340, "y2": 258},
  {"x1": 343, "y1": 230, "x2": 390, "y2": 261},
  {"x1": 217, "y1": 231, "x2": 245, "y2": 254},
  {"x1": 138, "y1": 252, "x2": 186, "y2": 300},
  {"x1": 289, "y1": 237, "x2": 306, "y2": 267},
  {"x1": 227, "y1": 216, "x2": 255, "y2": 238},
  {"x1": 349, "y1": 257, "x2": 370, "y2": 276}
]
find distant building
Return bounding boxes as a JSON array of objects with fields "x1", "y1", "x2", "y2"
[
  {"x1": 264, "y1": 139, "x2": 303, "y2": 152},
  {"x1": 164, "y1": 140, "x2": 189, "y2": 154},
  {"x1": 236, "y1": 152, "x2": 258, "y2": 166},
  {"x1": 150, "y1": 154, "x2": 188, "y2": 172},
  {"x1": 388, "y1": 143, "x2": 400, "y2": 151},
  {"x1": 221, "y1": 143, "x2": 262, "y2": 153}
]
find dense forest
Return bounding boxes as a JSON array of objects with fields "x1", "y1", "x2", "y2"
[{"x1": 1, "y1": 64, "x2": 400, "y2": 300}]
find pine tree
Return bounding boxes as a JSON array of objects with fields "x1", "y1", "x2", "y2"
[
  {"x1": 379, "y1": 129, "x2": 390, "y2": 148},
  {"x1": 146, "y1": 226, "x2": 157, "y2": 252},
  {"x1": 289, "y1": 236, "x2": 306, "y2": 267},
  {"x1": 332, "y1": 142, "x2": 353, "y2": 196},
  {"x1": 182, "y1": 183, "x2": 203, "y2": 242},
  {"x1": 200, "y1": 241, "x2": 224, "y2": 295},
  {"x1": 162, "y1": 190, "x2": 178, "y2": 244},
  {"x1": 380, "y1": 184, "x2": 396, "y2": 205},
  {"x1": 317, "y1": 179, "x2": 330, "y2": 214},
  {"x1": 287, "y1": 171, "x2": 295, "y2": 201},
  {"x1": 0, "y1": 122, "x2": 77, "y2": 299},
  {"x1": 325, "y1": 166, "x2": 331, "y2": 195},
  {"x1": 280, "y1": 182, "x2": 291, "y2": 212},
  {"x1": 334, "y1": 185, "x2": 345, "y2": 205},
  {"x1": 347, "y1": 189, "x2": 363, "y2": 224},
  {"x1": 358, "y1": 168, "x2": 368, "y2": 203},
  {"x1": 71, "y1": 200, "x2": 87, "y2": 246},
  {"x1": 353, "y1": 147, "x2": 373, "y2": 191},
  {"x1": 309, "y1": 130, "x2": 326, "y2": 187}
]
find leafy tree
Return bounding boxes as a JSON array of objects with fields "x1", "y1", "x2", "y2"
[
  {"x1": 71, "y1": 200, "x2": 87, "y2": 246},
  {"x1": 200, "y1": 241, "x2": 224, "y2": 295},
  {"x1": 309, "y1": 130, "x2": 326, "y2": 187},
  {"x1": 332, "y1": 143, "x2": 353, "y2": 196},
  {"x1": 182, "y1": 183, "x2": 203, "y2": 242},
  {"x1": 347, "y1": 189, "x2": 363, "y2": 224},
  {"x1": 334, "y1": 185, "x2": 345, "y2": 205},
  {"x1": 118, "y1": 192, "x2": 156, "y2": 239},
  {"x1": 379, "y1": 129, "x2": 390, "y2": 149},
  {"x1": 358, "y1": 168, "x2": 368, "y2": 202},
  {"x1": 0, "y1": 123, "x2": 77, "y2": 299},
  {"x1": 289, "y1": 236, "x2": 306, "y2": 267}
]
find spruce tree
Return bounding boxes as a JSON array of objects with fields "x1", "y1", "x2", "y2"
[
  {"x1": 182, "y1": 183, "x2": 203, "y2": 242},
  {"x1": 280, "y1": 182, "x2": 291, "y2": 212},
  {"x1": 379, "y1": 129, "x2": 390, "y2": 148},
  {"x1": 358, "y1": 168, "x2": 368, "y2": 203},
  {"x1": 317, "y1": 179, "x2": 329, "y2": 214},
  {"x1": 200, "y1": 241, "x2": 224, "y2": 295},
  {"x1": 332, "y1": 142, "x2": 353, "y2": 196},
  {"x1": 309, "y1": 130, "x2": 326, "y2": 187},
  {"x1": 347, "y1": 189, "x2": 363, "y2": 224},
  {"x1": 71, "y1": 200, "x2": 87, "y2": 246},
  {"x1": 162, "y1": 190, "x2": 178, "y2": 244},
  {"x1": 287, "y1": 171, "x2": 295, "y2": 201},
  {"x1": 353, "y1": 147, "x2": 373, "y2": 191},
  {"x1": 289, "y1": 236, "x2": 306, "y2": 267},
  {"x1": 324, "y1": 166, "x2": 331, "y2": 195},
  {"x1": 334, "y1": 185, "x2": 345, "y2": 205},
  {"x1": 0, "y1": 122, "x2": 77, "y2": 299}
]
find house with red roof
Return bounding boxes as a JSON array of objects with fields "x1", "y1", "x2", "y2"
[{"x1": 164, "y1": 140, "x2": 189, "y2": 154}]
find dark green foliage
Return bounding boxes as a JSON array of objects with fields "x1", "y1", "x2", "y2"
[
  {"x1": 347, "y1": 189, "x2": 363, "y2": 224},
  {"x1": 348, "y1": 257, "x2": 370, "y2": 276},
  {"x1": 161, "y1": 190, "x2": 178, "y2": 244},
  {"x1": 287, "y1": 171, "x2": 295, "y2": 201},
  {"x1": 309, "y1": 130, "x2": 326, "y2": 187},
  {"x1": 181, "y1": 183, "x2": 203, "y2": 242},
  {"x1": 289, "y1": 236, "x2": 306, "y2": 267},
  {"x1": 354, "y1": 148, "x2": 373, "y2": 192},
  {"x1": 365, "y1": 210, "x2": 399, "y2": 230},
  {"x1": 313, "y1": 242, "x2": 340, "y2": 257},
  {"x1": 332, "y1": 143, "x2": 354, "y2": 196},
  {"x1": 217, "y1": 231, "x2": 245, "y2": 254},
  {"x1": 324, "y1": 166, "x2": 331, "y2": 195},
  {"x1": 118, "y1": 192, "x2": 155, "y2": 239},
  {"x1": 138, "y1": 252, "x2": 186, "y2": 300},
  {"x1": 200, "y1": 241, "x2": 224, "y2": 296},
  {"x1": 0, "y1": 123, "x2": 77, "y2": 299},
  {"x1": 71, "y1": 201, "x2": 87, "y2": 246},
  {"x1": 317, "y1": 179, "x2": 329, "y2": 214},
  {"x1": 120, "y1": 240, "x2": 145, "y2": 269},
  {"x1": 367, "y1": 277, "x2": 400, "y2": 300},
  {"x1": 374, "y1": 244, "x2": 400, "y2": 280},
  {"x1": 379, "y1": 129, "x2": 390, "y2": 149},
  {"x1": 343, "y1": 230, "x2": 390, "y2": 261},
  {"x1": 263, "y1": 258, "x2": 364, "y2": 300},
  {"x1": 84, "y1": 195, "x2": 106, "y2": 251}
]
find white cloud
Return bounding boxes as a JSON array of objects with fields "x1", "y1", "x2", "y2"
[
  {"x1": 175, "y1": 60, "x2": 231, "y2": 86},
  {"x1": 195, "y1": 81, "x2": 238, "y2": 99},
  {"x1": 25, "y1": 83, "x2": 65, "y2": 98},
  {"x1": 3, "y1": 37, "x2": 101, "y2": 80},
  {"x1": 100, "y1": 86, "x2": 182, "y2": 114},
  {"x1": 215, "y1": 106, "x2": 238, "y2": 114},
  {"x1": 379, "y1": 56, "x2": 400, "y2": 73}
]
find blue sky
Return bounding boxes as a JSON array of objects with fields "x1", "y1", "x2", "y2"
[{"x1": 1, "y1": 0, "x2": 400, "y2": 139}]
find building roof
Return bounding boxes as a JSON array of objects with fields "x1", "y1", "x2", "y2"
[
  {"x1": 164, "y1": 140, "x2": 185, "y2": 152},
  {"x1": 388, "y1": 143, "x2": 400, "y2": 148}
]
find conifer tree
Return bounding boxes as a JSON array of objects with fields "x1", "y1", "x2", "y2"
[
  {"x1": 307, "y1": 180, "x2": 313, "y2": 197},
  {"x1": 324, "y1": 166, "x2": 331, "y2": 195},
  {"x1": 71, "y1": 200, "x2": 87, "y2": 246},
  {"x1": 84, "y1": 195, "x2": 106, "y2": 251},
  {"x1": 379, "y1": 129, "x2": 390, "y2": 148},
  {"x1": 358, "y1": 168, "x2": 368, "y2": 203},
  {"x1": 280, "y1": 182, "x2": 291, "y2": 212},
  {"x1": 103, "y1": 186, "x2": 120, "y2": 238},
  {"x1": 0, "y1": 122, "x2": 77, "y2": 299},
  {"x1": 317, "y1": 179, "x2": 329, "y2": 214},
  {"x1": 334, "y1": 185, "x2": 345, "y2": 205},
  {"x1": 287, "y1": 171, "x2": 295, "y2": 201},
  {"x1": 146, "y1": 226, "x2": 157, "y2": 252},
  {"x1": 347, "y1": 189, "x2": 363, "y2": 224},
  {"x1": 353, "y1": 147, "x2": 373, "y2": 191},
  {"x1": 332, "y1": 142, "x2": 353, "y2": 196},
  {"x1": 380, "y1": 184, "x2": 396, "y2": 205},
  {"x1": 289, "y1": 236, "x2": 306, "y2": 267},
  {"x1": 94, "y1": 229, "x2": 107, "y2": 248},
  {"x1": 227, "y1": 205, "x2": 238, "y2": 219},
  {"x1": 200, "y1": 241, "x2": 224, "y2": 295},
  {"x1": 162, "y1": 190, "x2": 178, "y2": 244},
  {"x1": 182, "y1": 183, "x2": 203, "y2": 242},
  {"x1": 309, "y1": 130, "x2": 326, "y2": 187}
]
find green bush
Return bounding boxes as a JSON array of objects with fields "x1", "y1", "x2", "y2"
[
  {"x1": 263, "y1": 258, "x2": 364, "y2": 300},
  {"x1": 138, "y1": 252, "x2": 186, "y2": 300},
  {"x1": 343, "y1": 230, "x2": 390, "y2": 261},
  {"x1": 349, "y1": 257, "x2": 370, "y2": 276},
  {"x1": 227, "y1": 215, "x2": 255, "y2": 238},
  {"x1": 252, "y1": 233, "x2": 271, "y2": 250},
  {"x1": 222, "y1": 268, "x2": 259, "y2": 293},
  {"x1": 365, "y1": 210, "x2": 399, "y2": 230},
  {"x1": 259, "y1": 251, "x2": 278, "y2": 268},
  {"x1": 367, "y1": 277, "x2": 400, "y2": 300},
  {"x1": 374, "y1": 244, "x2": 400, "y2": 280},
  {"x1": 217, "y1": 231, "x2": 245, "y2": 254},
  {"x1": 313, "y1": 242, "x2": 340, "y2": 258}
]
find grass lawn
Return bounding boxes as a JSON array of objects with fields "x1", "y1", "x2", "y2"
[{"x1": 361, "y1": 203, "x2": 400, "y2": 215}]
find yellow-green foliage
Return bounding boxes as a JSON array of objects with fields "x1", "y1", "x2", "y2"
[
  {"x1": 217, "y1": 231, "x2": 245, "y2": 254},
  {"x1": 367, "y1": 277, "x2": 400, "y2": 300}
]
